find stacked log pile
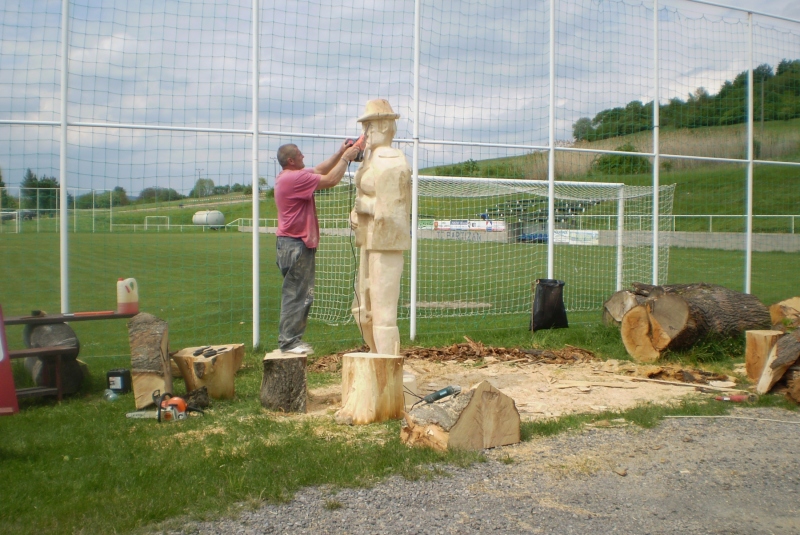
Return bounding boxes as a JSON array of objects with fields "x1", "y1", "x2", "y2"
[
  {"x1": 745, "y1": 297, "x2": 800, "y2": 398},
  {"x1": 605, "y1": 283, "x2": 771, "y2": 362}
]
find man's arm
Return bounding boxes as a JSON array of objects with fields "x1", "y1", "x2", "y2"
[
  {"x1": 317, "y1": 145, "x2": 361, "y2": 190},
  {"x1": 314, "y1": 141, "x2": 350, "y2": 176}
]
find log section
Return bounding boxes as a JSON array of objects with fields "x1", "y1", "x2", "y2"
[
  {"x1": 619, "y1": 283, "x2": 771, "y2": 362},
  {"x1": 401, "y1": 381, "x2": 520, "y2": 451},
  {"x1": 745, "y1": 330, "x2": 784, "y2": 382},
  {"x1": 770, "y1": 297, "x2": 800, "y2": 330},
  {"x1": 602, "y1": 290, "x2": 644, "y2": 327},
  {"x1": 334, "y1": 352, "x2": 404, "y2": 425},
  {"x1": 172, "y1": 344, "x2": 244, "y2": 399},
  {"x1": 756, "y1": 329, "x2": 800, "y2": 395},
  {"x1": 260, "y1": 350, "x2": 307, "y2": 413},
  {"x1": 128, "y1": 313, "x2": 172, "y2": 409}
]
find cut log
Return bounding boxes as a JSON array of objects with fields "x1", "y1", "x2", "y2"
[
  {"x1": 619, "y1": 283, "x2": 771, "y2": 362},
  {"x1": 785, "y1": 366, "x2": 800, "y2": 403},
  {"x1": 756, "y1": 329, "x2": 800, "y2": 395},
  {"x1": 745, "y1": 330, "x2": 784, "y2": 382},
  {"x1": 334, "y1": 352, "x2": 404, "y2": 425},
  {"x1": 260, "y1": 350, "x2": 307, "y2": 413},
  {"x1": 400, "y1": 381, "x2": 520, "y2": 451},
  {"x1": 770, "y1": 297, "x2": 800, "y2": 330},
  {"x1": 171, "y1": 344, "x2": 244, "y2": 399},
  {"x1": 127, "y1": 313, "x2": 172, "y2": 409},
  {"x1": 602, "y1": 290, "x2": 644, "y2": 327}
]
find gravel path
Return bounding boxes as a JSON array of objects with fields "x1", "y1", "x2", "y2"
[{"x1": 168, "y1": 407, "x2": 800, "y2": 535}]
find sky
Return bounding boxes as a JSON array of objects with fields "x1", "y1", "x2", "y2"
[{"x1": 0, "y1": 0, "x2": 799, "y2": 195}]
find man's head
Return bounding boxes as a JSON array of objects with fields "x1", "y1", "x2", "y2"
[{"x1": 277, "y1": 144, "x2": 304, "y2": 170}]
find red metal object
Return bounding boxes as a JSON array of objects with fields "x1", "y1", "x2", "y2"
[
  {"x1": 715, "y1": 394, "x2": 757, "y2": 402},
  {"x1": 0, "y1": 306, "x2": 21, "y2": 415}
]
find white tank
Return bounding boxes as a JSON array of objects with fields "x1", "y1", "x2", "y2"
[{"x1": 192, "y1": 210, "x2": 225, "y2": 228}]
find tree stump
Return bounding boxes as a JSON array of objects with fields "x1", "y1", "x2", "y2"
[
  {"x1": 745, "y1": 330, "x2": 784, "y2": 382},
  {"x1": 756, "y1": 329, "x2": 800, "y2": 395},
  {"x1": 172, "y1": 344, "x2": 244, "y2": 399},
  {"x1": 128, "y1": 313, "x2": 172, "y2": 409},
  {"x1": 619, "y1": 283, "x2": 771, "y2": 362},
  {"x1": 260, "y1": 350, "x2": 307, "y2": 413},
  {"x1": 401, "y1": 381, "x2": 520, "y2": 451},
  {"x1": 334, "y1": 352, "x2": 404, "y2": 425},
  {"x1": 22, "y1": 322, "x2": 85, "y2": 394}
]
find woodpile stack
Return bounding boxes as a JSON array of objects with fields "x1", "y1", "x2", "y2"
[{"x1": 604, "y1": 283, "x2": 771, "y2": 362}]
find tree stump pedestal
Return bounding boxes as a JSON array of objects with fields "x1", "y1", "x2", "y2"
[
  {"x1": 334, "y1": 352, "x2": 404, "y2": 425},
  {"x1": 260, "y1": 350, "x2": 307, "y2": 413}
]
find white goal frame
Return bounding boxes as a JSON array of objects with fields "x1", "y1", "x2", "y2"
[{"x1": 144, "y1": 216, "x2": 170, "y2": 231}]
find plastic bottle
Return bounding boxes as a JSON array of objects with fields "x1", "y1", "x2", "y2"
[
  {"x1": 116, "y1": 278, "x2": 139, "y2": 314},
  {"x1": 103, "y1": 389, "x2": 119, "y2": 402}
]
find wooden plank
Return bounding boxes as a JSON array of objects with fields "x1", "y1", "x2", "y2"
[
  {"x1": 5, "y1": 312, "x2": 136, "y2": 326},
  {"x1": 15, "y1": 386, "x2": 59, "y2": 399},
  {"x1": 8, "y1": 346, "x2": 80, "y2": 360}
]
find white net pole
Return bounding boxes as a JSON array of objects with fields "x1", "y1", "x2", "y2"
[
  {"x1": 59, "y1": 0, "x2": 70, "y2": 313},
  {"x1": 410, "y1": 0, "x2": 422, "y2": 340},
  {"x1": 745, "y1": 12, "x2": 754, "y2": 293},
  {"x1": 547, "y1": 0, "x2": 556, "y2": 279},
  {"x1": 653, "y1": 0, "x2": 661, "y2": 285},
  {"x1": 251, "y1": 0, "x2": 261, "y2": 347}
]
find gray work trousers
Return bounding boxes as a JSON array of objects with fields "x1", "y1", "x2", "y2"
[{"x1": 276, "y1": 236, "x2": 315, "y2": 351}]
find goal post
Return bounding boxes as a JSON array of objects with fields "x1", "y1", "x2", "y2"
[
  {"x1": 144, "y1": 216, "x2": 170, "y2": 231},
  {"x1": 310, "y1": 175, "x2": 675, "y2": 326}
]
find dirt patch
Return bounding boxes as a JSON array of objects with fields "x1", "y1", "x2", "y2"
[{"x1": 306, "y1": 344, "x2": 742, "y2": 420}]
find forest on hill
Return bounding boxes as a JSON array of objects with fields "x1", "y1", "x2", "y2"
[{"x1": 573, "y1": 59, "x2": 800, "y2": 142}]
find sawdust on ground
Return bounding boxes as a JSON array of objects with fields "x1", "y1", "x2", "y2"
[{"x1": 305, "y1": 341, "x2": 742, "y2": 420}]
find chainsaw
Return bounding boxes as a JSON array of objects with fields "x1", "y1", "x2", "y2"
[
  {"x1": 126, "y1": 391, "x2": 204, "y2": 422},
  {"x1": 345, "y1": 133, "x2": 367, "y2": 162}
]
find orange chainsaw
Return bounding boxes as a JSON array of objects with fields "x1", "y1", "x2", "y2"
[
  {"x1": 345, "y1": 134, "x2": 366, "y2": 162},
  {"x1": 126, "y1": 391, "x2": 204, "y2": 422}
]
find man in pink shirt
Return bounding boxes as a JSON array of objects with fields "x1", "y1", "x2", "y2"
[{"x1": 274, "y1": 141, "x2": 360, "y2": 354}]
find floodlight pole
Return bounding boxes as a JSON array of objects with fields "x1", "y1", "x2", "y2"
[
  {"x1": 745, "y1": 12, "x2": 754, "y2": 293},
  {"x1": 59, "y1": 0, "x2": 70, "y2": 313},
  {"x1": 652, "y1": 0, "x2": 660, "y2": 284},
  {"x1": 546, "y1": 0, "x2": 555, "y2": 279},
  {"x1": 410, "y1": 0, "x2": 421, "y2": 340},
  {"x1": 251, "y1": 0, "x2": 261, "y2": 347}
]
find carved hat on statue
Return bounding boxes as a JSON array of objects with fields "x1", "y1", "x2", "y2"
[{"x1": 357, "y1": 99, "x2": 400, "y2": 123}]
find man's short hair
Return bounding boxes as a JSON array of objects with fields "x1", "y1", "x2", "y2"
[{"x1": 277, "y1": 144, "x2": 299, "y2": 168}]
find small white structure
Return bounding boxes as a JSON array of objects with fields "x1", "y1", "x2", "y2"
[{"x1": 192, "y1": 210, "x2": 225, "y2": 228}]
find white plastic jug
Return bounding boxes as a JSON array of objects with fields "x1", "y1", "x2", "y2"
[{"x1": 116, "y1": 278, "x2": 139, "y2": 314}]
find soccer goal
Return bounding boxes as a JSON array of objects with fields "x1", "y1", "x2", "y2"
[
  {"x1": 310, "y1": 176, "x2": 675, "y2": 325},
  {"x1": 144, "y1": 216, "x2": 170, "y2": 231}
]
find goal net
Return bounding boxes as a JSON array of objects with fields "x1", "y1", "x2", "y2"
[{"x1": 311, "y1": 175, "x2": 675, "y2": 325}]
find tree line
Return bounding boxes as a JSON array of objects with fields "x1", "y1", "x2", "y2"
[
  {"x1": 573, "y1": 59, "x2": 800, "y2": 142},
  {"x1": 0, "y1": 170, "x2": 258, "y2": 211}
]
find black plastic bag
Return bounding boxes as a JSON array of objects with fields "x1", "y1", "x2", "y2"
[{"x1": 530, "y1": 279, "x2": 568, "y2": 331}]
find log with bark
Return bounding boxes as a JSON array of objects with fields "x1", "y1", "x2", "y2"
[
  {"x1": 756, "y1": 329, "x2": 800, "y2": 395},
  {"x1": 785, "y1": 366, "x2": 800, "y2": 403},
  {"x1": 260, "y1": 350, "x2": 307, "y2": 413},
  {"x1": 400, "y1": 381, "x2": 520, "y2": 451},
  {"x1": 128, "y1": 313, "x2": 172, "y2": 409},
  {"x1": 770, "y1": 297, "x2": 800, "y2": 331},
  {"x1": 334, "y1": 352, "x2": 404, "y2": 425},
  {"x1": 618, "y1": 283, "x2": 771, "y2": 362},
  {"x1": 172, "y1": 344, "x2": 244, "y2": 399}
]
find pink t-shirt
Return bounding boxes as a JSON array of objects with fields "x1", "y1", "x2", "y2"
[{"x1": 274, "y1": 168, "x2": 321, "y2": 248}]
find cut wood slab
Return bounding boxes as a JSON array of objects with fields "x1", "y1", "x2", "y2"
[
  {"x1": 602, "y1": 290, "x2": 644, "y2": 327},
  {"x1": 128, "y1": 313, "x2": 171, "y2": 409},
  {"x1": 335, "y1": 352, "x2": 404, "y2": 425},
  {"x1": 172, "y1": 344, "x2": 245, "y2": 399},
  {"x1": 401, "y1": 381, "x2": 520, "y2": 451},
  {"x1": 757, "y1": 329, "x2": 800, "y2": 395},
  {"x1": 770, "y1": 297, "x2": 800, "y2": 330},
  {"x1": 745, "y1": 330, "x2": 784, "y2": 382},
  {"x1": 260, "y1": 350, "x2": 307, "y2": 413},
  {"x1": 619, "y1": 283, "x2": 771, "y2": 362}
]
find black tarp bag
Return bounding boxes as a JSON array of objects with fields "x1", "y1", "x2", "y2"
[{"x1": 530, "y1": 279, "x2": 568, "y2": 331}]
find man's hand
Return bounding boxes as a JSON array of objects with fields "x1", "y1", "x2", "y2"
[{"x1": 342, "y1": 145, "x2": 360, "y2": 163}]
